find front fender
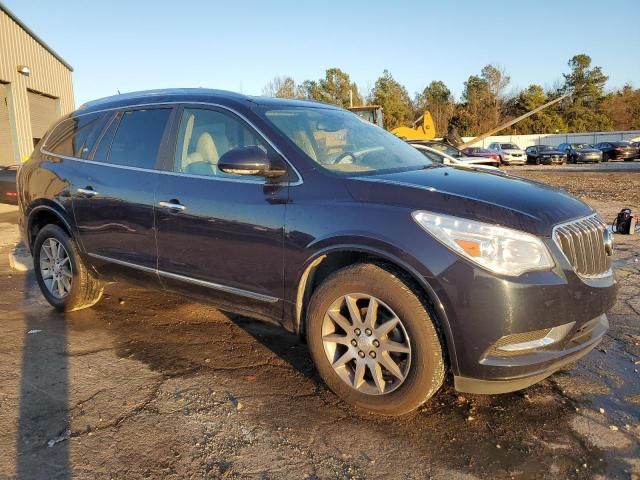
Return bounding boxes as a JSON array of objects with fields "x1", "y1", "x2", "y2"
[{"x1": 294, "y1": 238, "x2": 460, "y2": 374}]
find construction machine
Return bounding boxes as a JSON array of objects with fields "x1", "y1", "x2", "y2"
[
  {"x1": 348, "y1": 106, "x2": 384, "y2": 128},
  {"x1": 348, "y1": 105, "x2": 437, "y2": 140},
  {"x1": 348, "y1": 89, "x2": 570, "y2": 146}
]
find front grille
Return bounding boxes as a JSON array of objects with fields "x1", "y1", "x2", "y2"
[{"x1": 553, "y1": 215, "x2": 610, "y2": 278}]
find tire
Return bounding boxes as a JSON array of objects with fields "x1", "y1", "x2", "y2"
[
  {"x1": 306, "y1": 262, "x2": 445, "y2": 416},
  {"x1": 33, "y1": 224, "x2": 104, "y2": 311},
  {"x1": 602, "y1": 153, "x2": 609, "y2": 162}
]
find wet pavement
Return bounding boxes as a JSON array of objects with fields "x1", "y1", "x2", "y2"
[{"x1": 0, "y1": 171, "x2": 638, "y2": 479}]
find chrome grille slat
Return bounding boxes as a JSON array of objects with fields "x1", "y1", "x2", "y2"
[{"x1": 553, "y1": 215, "x2": 610, "y2": 278}]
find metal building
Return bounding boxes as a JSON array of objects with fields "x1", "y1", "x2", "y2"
[{"x1": 0, "y1": 2, "x2": 74, "y2": 166}]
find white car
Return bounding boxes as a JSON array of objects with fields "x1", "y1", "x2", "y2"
[
  {"x1": 411, "y1": 144, "x2": 502, "y2": 172},
  {"x1": 488, "y1": 142, "x2": 526, "y2": 165}
]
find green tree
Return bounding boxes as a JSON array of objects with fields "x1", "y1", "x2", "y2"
[
  {"x1": 299, "y1": 68, "x2": 362, "y2": 107},
  {"x1": 560, "y1": 54, "x2": 611, "y2": 132},
  {"x1": 262, "y1": 76, "x2": 303, "y2": 99},
  {"x1": 414, "y1": 81, "x2": 454, "y2": 136},
  {"x1": 502, "y1": 85, "x2": 567, "y2": 134},
  {"x1": 371, "y1": 70, "x2": 413, "y2": 130},
  {"x1": 458, "y1": 74, "x2": 493, "y2": 135},
  {"x1": 603, "y1": 84, "x2": 640, "y2": 130}
]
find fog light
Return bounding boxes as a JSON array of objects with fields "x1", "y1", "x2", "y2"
[{"x1": 494, "y1": 322, "x2": 575, "y2": 352}]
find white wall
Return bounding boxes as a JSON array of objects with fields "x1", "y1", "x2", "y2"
[{"x1": 463, "y1": 131, "x2": 640, "y2": 149}]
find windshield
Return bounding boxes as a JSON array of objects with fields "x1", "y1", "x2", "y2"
[
  {"x1": 538, "y1": 145, "x2": 555, "y2": 151},
  {"x1": 570, "y1": 143, "x2": 592, "y2": 148},
  {"x1": 500, "y1": 143, "x2": 520, "y2": 150},
  {"x1": 427, "y1": 143, "x2": 461, "y2": 157},
  {"x1": 260, "y1": 107, "x2": 432, "y2": 175}
]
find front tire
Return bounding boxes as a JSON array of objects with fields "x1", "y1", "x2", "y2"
[
  {"x1": 33, "y1": 224, "x2": 104, "y2": 311},
  {"x1": 306, "y1": 263, "x2": 445, "y2": 416}
]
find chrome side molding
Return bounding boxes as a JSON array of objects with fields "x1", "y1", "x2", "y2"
[{"x1": 87, "y1": 253, "x2": 279, "y2": 303}]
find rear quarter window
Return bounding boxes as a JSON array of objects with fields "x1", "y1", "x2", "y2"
[{"x1": 44, "y1": 112, "x2": 109, "y2": 158}]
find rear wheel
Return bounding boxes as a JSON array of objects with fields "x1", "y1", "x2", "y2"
[
  {"x1": 33, "y1": 224, "x2": 104, "y2": 311},
  {"x1": 306, "y1": 263, "x2": 445, "y2": 416}
]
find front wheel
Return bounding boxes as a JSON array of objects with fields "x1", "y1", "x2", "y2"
[
  {"x1": 306, "y1": 263, "x2": 445, "y2": 416},
  {"x1": 33, "y1": 224, "x2": 104, "y2": 311}
]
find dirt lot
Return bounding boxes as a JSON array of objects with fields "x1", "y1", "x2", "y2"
[{"x1": 0, "y1": 170, "x2": 638, "y2": 480}]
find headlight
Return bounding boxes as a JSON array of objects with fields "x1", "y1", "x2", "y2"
[{"x1": 412, "y1": 211, "x2": 555, "y2": 276}]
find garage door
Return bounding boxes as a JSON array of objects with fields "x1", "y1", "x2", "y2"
[
  {"x1": 0, "y1": 84, "x2": 14, "y2": 166},
  {"x1": 28, "y1": 90, "x2": 58, "y2": 146}
]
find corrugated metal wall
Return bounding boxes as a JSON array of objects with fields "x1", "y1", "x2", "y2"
[
  {"x1": 0, "y1": 7, "x2": 73, "y2": 164},
  {"x1": 464, "y1": 131, "x2": 640, "y2": 149},
  {"x1": 0, "y1": 84, "x2": 14, "y2": 165}
]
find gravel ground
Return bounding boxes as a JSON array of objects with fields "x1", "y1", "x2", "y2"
[{"x1": 0, "y1": 169, "x2": 638, "y2": 480}]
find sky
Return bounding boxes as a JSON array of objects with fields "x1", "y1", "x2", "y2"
[{"x1": 5, "y1": 0, "x2": 640, "y2": 106}]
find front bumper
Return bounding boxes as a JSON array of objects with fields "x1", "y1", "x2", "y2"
[
  {"x1": 540, "y1": 156, "x2": 566, "y2": 165},
  {"x1": 454, "y1": 314, "x2": 608, "y2": 393},
  {"x1": 417, "y1": 236, "x2": 617, "y2": 394},
  {"x1": 575, "y1": 153, "x2": 601, "y2": 162},
  {"x1": 503, "y1": 156, "x2": 525, "y2": 165}
]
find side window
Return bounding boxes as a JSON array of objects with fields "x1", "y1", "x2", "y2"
[
  {"x1": 107, "y1": 109, "x2": 171, "y2": 169},
  {"x1": 44, "y1": 112, "x2": 108, "y2": 158},
  {"x1": 174, "y1": 108, "x2": 269, "y2": 178},
  {"x1": 92, "y1": 114, "x2": 120, "y2": 163}
]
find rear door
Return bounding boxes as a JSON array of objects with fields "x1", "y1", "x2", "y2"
[
  {"x1": 154, "y1": 105, "x2": 289, "y2": 321},
  {"x1": 71, "y1": 106, "x2": 174, "y2": 283}
]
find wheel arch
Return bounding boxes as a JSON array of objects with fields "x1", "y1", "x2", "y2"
[
  {"x1": 26, "y1": 203, "x2": 76, "y2": 253},
  {"x1": 294, "y1": 244, "x2": 459, "y2": 374}
]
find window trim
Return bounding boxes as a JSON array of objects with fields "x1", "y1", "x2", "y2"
[{"x1": 40, "y1": 101, "x2": 303, "y2": 186}]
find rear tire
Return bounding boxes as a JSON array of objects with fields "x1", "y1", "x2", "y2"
[
  {"x1": 306, "y1": 263, "x2": 445, "y2": 416},
  {"x1": 33, "y1": 224, "x2": 104, "y2": 312}
]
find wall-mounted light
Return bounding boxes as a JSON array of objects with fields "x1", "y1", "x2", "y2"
[{"x1": 17, "y1": 65, "x2": 30, "y2": 76}]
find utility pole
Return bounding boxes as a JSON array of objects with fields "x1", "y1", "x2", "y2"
[{"x1": 459, "y1": 92, "x2": 571, "y2": 148}]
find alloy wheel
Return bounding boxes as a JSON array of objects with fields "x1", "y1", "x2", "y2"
[
  {"x1": 40, "y1": 238, "x2": 73, "y2": 298},
  {"x1": 321, "y1": 294, "x2": 411, "y2": 395}
]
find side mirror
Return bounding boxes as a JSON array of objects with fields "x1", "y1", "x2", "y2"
[{"x1": 218, "y1": 146, "x2": 287, "y2": 178}]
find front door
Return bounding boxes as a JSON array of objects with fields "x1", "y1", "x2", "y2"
[
  {"x1": 72, "y1": 107, "x2": 173, "y2": 282},
  {"x1": 154, "y1": 106, "x2": 288, "y2": 321}
]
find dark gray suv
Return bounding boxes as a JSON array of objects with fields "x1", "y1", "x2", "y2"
[{"x1": 17, "y1": 89, "x2": 617, "y2": 415}]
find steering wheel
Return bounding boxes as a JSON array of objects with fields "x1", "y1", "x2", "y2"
[{"x1": 330, "y1": 152, "x2": 357, "y2": 165}]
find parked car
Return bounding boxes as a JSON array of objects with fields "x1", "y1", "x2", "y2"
[
  {"x1": 406, "y1": 140, "x2": 464, "y2": 158},
  {"x1": 412, "y1": 144, "x2": 501, "y2": 172},
  {"x1": 557, "y1": 143, "x2": 602, "y2": 163},
  {"x1": 524, "y1": 145, "x2": 567, "y2": 165},
  {"x1": 0, "y1": 165, "x2": 18, "y2": 205},
  {"x1": 632, "y1": 141, "x2": 640, "y2": 159},
  {"x1": 460, "y1": 147, "x2": 501, "y2": 167},
  {"x1": 593, "y1": 141, "x2": 637, "y2": 161},
  {"x1": 487, "y1": 142, "x2": 526, "y2": 165},
  {"x1": 17, "y1": 89, "x2": 617, "y2": 416}
]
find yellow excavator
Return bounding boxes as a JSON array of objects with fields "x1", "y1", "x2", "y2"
[
  {"x1": 348, "y1": 105, "x2": 436, "y2": 140},
  {"x1": 349, "y1": 90, "x2": 571, "y2": 146}
]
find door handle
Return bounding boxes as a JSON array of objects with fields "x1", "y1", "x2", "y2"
[
  {"x1": 77, "y1": 187, "x2": 98, "y2": 197},
  {"x1": 158, "y1": 200, "x2": 186, "y2": 211}
]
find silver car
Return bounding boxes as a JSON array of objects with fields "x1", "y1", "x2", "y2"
[{"x1": 488, "y1": 142, "x2": 526, "y2": 165}]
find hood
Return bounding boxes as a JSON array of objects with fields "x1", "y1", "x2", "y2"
[
  {"x1": 538, "y1": 150, "x2": 565, "y2": 155},
  {"x1": 503, "y1": 149, "x2": 524, "y2": 154},
  {"x1": 575, "y1": 148, "x2": 600, "y2": 154},
  {"x1": 346, "y1": 166, "x2": 593, "y2": 236}
]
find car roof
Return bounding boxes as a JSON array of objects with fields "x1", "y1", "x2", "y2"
[{"x1": 76, "y1": 88, "x2": 342, "y2": 116}]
